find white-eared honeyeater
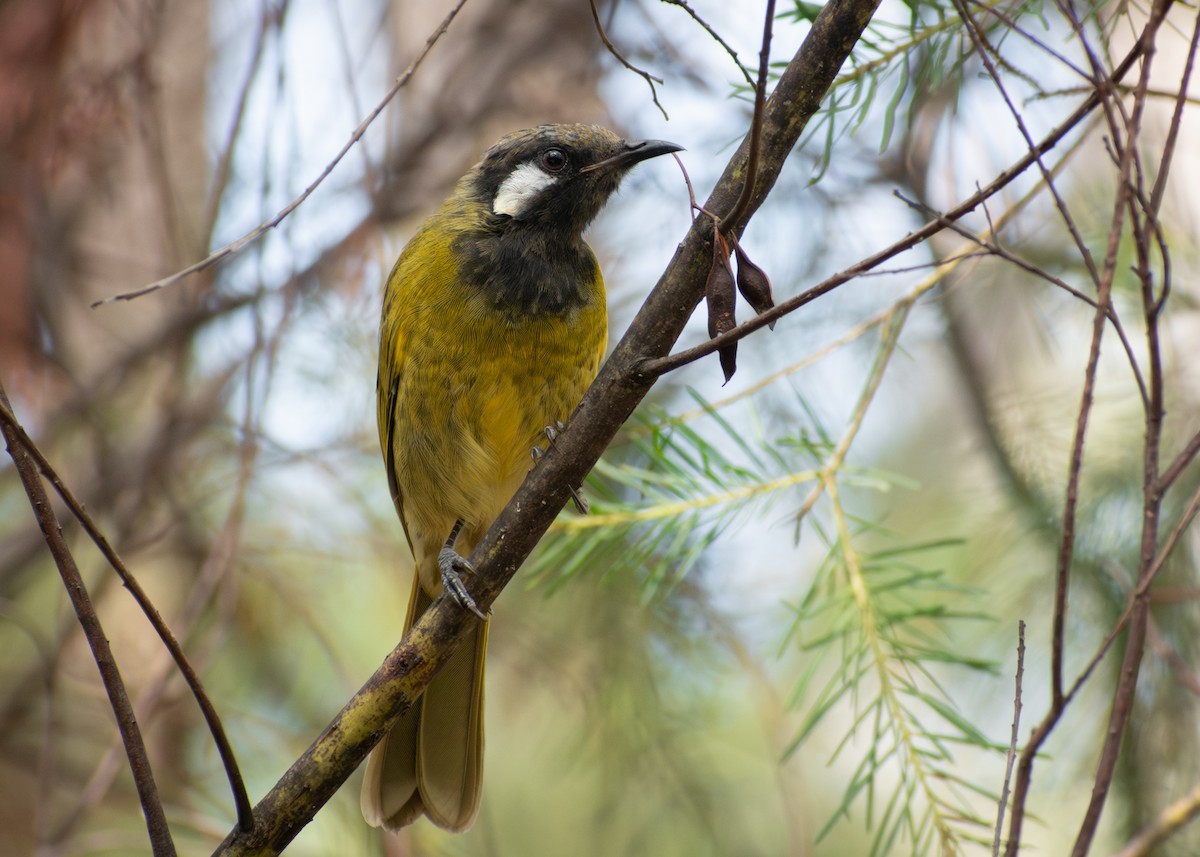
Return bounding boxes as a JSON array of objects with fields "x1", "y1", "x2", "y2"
[{"x1": 361, "y1": 124, "x2": 681, "y2": 832}]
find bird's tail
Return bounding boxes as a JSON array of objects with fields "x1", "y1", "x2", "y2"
[{"x1": 360, "y1": 573, "x2": 488, "y2": 832}]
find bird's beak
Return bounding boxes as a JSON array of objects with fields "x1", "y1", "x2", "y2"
[{"x1": 580, "y1": 138, "x2": 684, "y2": 174}]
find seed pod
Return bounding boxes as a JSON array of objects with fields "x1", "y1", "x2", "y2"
[
  {"x1": 734, "y1": 243, "x2": 775, "y2": 330},
  {"x1": 706, "y1": 235, "x2": 738, "y2": 383},
  {"x1": 717, "y1": 335, "x2": 737, "y2": 382}
]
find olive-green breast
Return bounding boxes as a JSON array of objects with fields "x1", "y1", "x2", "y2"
[{"x1": 377, "y1": 202, "x2": 608, "y2": 562}]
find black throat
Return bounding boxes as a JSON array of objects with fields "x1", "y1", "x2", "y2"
[{"x1": 452, "y1": 222, "x2": 596, "y2": 316}]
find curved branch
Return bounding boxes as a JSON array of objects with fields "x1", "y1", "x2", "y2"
[
  {"x1": 0, "y1": 399, "x2": 254, "y2": 830},
  {"x1": 0, "y1": 383, "x2": 176, "y2": 857}
]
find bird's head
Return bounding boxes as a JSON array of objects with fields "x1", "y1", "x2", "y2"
[{"x1": 464, "y1": 124, "x2": 682, "y2": 236}]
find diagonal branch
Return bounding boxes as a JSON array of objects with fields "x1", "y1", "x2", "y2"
[
  {"x1": 211, "y1": 0, "x2": 884, "y2": 852},
  {"x1": 0, "y1": 382, "x2": 177, "y2": 857},
  {"x1": 589, "y1": 0, "x2": 669, "y2": 120},
  {"x1": 0, "y1": 399, "x2": 254, "y2": 831},
  {"x1": 90, "y1": 0, "x2": 467, "y2": 307},
  {"x1": 639, "y1": 42, "x2": 1144, "y2": 379},
  {"x1": 1110, "y1": 782, "x2": 1200, "y2": 857}
]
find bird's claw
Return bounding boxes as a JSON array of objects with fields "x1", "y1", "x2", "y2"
[
  {"x1": 437, "y1": 546, "x2": 488, "y2": 620},
  {"x1": 529, "y1": 422, "x2": 589, "y2": 514},
  {"x1": 530, "y1": 422, "x2": 568, "y2": 460},
  {"x1": 567, "y1": 485, "x2": 589, "y2": 514}
]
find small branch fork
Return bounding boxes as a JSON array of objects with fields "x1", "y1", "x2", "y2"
[
  {"x1": 0, "y1": 396, "x2": 256, "y2": 832},
  {"x1": 932, "y1": 0, "x2": 1200, "y2": 853},
  {"x1": 0, "y1": 383, "x2": 177, "y2": 857}
]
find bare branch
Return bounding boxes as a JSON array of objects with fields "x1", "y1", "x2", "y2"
[
  {"x1": 0, "y1": 383, "x2": 176, "y2": 857},
  {"x1": 589, "y1": 0, "x2": 669, "y2": 120},
  {"x1": 1110, "y1": 782, "x2": 1200, "y2": 857},
  {"x1": 951, "y1": 0, "x2": 1102, "y2": 289},
  {"x1": 639, "y1": 47, "x2": 1145, "y2": 379},
  {"x1": 993, "y1": 621, "x2": 1026, "y2": 857},
  {"x1": 90, "y1": 0, "x2": 468, "y2": 307},
  {"x1": 892, "y1": 189, "x2": 1150, "y2": 408},
  {"x1": 1149, "y1": 6, "x2": 1200, "y2": 215},
  {"x1": 0, "y1": 398, "x2": 254, "y2": 830}
]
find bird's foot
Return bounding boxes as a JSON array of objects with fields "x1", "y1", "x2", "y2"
[{"x1": 438, "y1": 523, "x2": 487, "y2": 620}]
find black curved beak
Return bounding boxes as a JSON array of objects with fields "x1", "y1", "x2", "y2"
[{"x1": 580, "y1": 138, "x2": 684, "y2": 174}]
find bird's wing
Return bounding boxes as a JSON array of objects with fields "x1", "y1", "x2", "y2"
[{"x1": 377, "y1": 254, "x2": 416, "y2": 558}]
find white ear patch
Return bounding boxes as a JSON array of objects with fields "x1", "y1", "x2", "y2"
[{"x1": 493, "y1": 162, "x2": 558, "y2": 218}]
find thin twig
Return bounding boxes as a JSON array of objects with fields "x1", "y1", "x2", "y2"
[
  {"x1": 639, "y1": 47, "x2": 1143, "y2": 378},
  {"x1": 992, "y1": 621, "x2": 1025, "y2": 857},
  {"x1": 91, "y1": 0, "x2": 467, "y2": 307},
  {"x1": 1101, "y1": 560, "x2": 1200, "y2": 697},
  {"x1": 0, "y1": 399, "x2": 254, "y2": 831},
  {"x1": 1069, "y1": 2, "x2": 1174, "y2": 851},
  {"x1": 951, "y1": 0, "x2": 1103, "y2": 289},
  {"x1": 893, "y1": 191, "x2": 1101, "y2": 308},
  {"x1": 718, "y1": 0, "x2": 774, "y2": 234},
  {"x1": 892, "y1": 189, "x2": 1149, "y2": 407},
  {"x1": 1144, "y1": 5, "x2": 1200, "y2": 316},
  {"x1": 1151, "y1": 6, "x2": 1200, "y2": 215},
  {"x1": 0, "y1": 383, "x2": 176, "y2": 857},
  {"x1": 1049, "y1": 222, "x2": 1118, "y2": 699},
  {"x1": 964, "y1": 0, "x2": 1091, "y2": 81},
  {"x1": 1134, "y1": 481, "x2": 1200, "y2": 604},
  {"x1": 199, "y1": 0, "x2": 288, "y2": 254},
  {"x1": 1160, "y1": 428, "x2": 1200, "y2": 494},
  {"x1": 1029, "y1": 82, "x2": 1200, "y2": 106},
  {"x1": 589, "y1": 0, "x2": 669, "y2": 120},
  {"x1": 1109, "y1": 782, "x2": 1200, "y2": 857},
  {"x1": 661, "y1": 0, "x2": 756, "y2": 86}
]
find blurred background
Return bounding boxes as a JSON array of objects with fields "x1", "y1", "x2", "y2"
[{"x1": 1, "y1": 0, "x2": 1198, "y2": 855}]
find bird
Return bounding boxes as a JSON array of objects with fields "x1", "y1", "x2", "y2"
[{"x1": 361, "y1": 124, "x2": 681, "y2": 833}]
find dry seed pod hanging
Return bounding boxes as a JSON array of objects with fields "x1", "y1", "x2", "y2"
[
  {"x1": 733, "y1": 242, "x2": 775, "y2": 329},
  {"x1": 706, "y1": 230, "x2": 738, "y2": 383}
]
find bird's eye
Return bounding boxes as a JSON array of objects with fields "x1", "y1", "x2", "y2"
[{"x1": 541, "y1": 148, "x2": 567, "y2": 172}]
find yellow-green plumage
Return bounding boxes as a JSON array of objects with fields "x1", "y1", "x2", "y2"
[
  {"x1": 361, "y1": 124, "x2": 680, "y2": 834},
  {"x1": 377, "y1": 207, "x2": 607, "y2": 563}
]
